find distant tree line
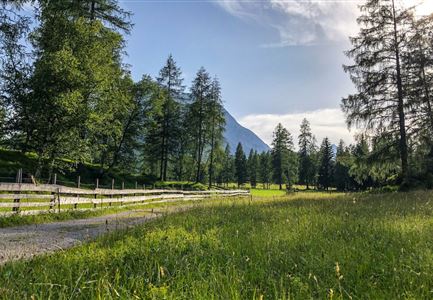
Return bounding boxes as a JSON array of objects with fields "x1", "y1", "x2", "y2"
[{"x1": 222, "y1": 118, "x2": 405, "y2": 192}]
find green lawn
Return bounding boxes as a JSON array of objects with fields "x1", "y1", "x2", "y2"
[
  {"x1": 250, "y1": 188, "x2": 288, "y2": 197},
  {"x1": 1, "y1": 191, "x2": 433, "y2": 299}
]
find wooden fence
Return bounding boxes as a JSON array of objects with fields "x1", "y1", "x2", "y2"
[{"x1": 0, "y1": 183, "x2": 250, "y2": 216}]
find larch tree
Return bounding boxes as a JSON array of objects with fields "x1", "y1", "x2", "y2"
[
  {"x1": 207, "y1": 77, "x2": 225, "y2": 188},
  {"x1": 156, "y1": 55, "x2": 185, "y2": 181},
  {"x1": 342, "y1": 0, "x2": 413, "y2": 183},
  {"x1": 188, "y1": 67, "x2": 212, "y2": 183}
]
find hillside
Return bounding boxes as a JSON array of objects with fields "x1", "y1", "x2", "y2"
[{"x1": 223, "y1": 109, "x2": 270, "y2": 154}]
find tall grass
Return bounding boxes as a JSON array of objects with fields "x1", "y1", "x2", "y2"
[{"x1": 1, "y1": 191, "x2": 432, "y2": 299}]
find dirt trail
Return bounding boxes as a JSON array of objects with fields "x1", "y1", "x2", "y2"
[{"x1": 0, "y1": 206, "x2": 191, "y2": 264}]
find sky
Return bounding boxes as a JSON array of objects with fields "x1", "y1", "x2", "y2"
[{"x1": 119, "y1": 0, "x2": 433, "y2": 147}]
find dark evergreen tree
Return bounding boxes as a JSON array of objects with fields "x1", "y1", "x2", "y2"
[
  {"x1": 234, "y1": 143, "x2": 247, "y2": 187},
  {"x1": 298, "y1": 118, "x2": 316, "y2": 189},
  {"x1": 247, "y1": 149, "x2": 259, "y2": 188},
  {"x1": 259, "y1": 151, "x2": 272, "y2": 189},
  {"x1": 334, "y1": 139, "x2": 353, "y2": 191},
  {"x1": 220, "y1": 144, "x2": 234, "y2": 187},
  {"x1": 318, "y1": 137, "x2": 334, "y2": 190},
  {"x1": 271, "y1": 123, "x2": 295, "y2": 190}
]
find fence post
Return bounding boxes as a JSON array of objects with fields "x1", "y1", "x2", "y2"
[
  {"x1": 96, "y1": 178, "x2": 99, "y2": 189},
  {"x1": 122, "y1": 181, "x2": 124, "y2": 190},
  {"x1": 57, "y1": 187, "x2": 61, "y2": 213},
  {"x1": 143, "y1": 184, "x2": 146, "y2": 190},
  {"x1": 13, "y1": 169, "x2": 22, "y2": 213},
  {"x1": 77, "y1": 176, "x2": 81, "y2": 188},
  {"x1": 135, "y1": 181, "x2": 138, "y2": 189},
  {"x1": 111, "y1": 178, "x2": 115, "y2": 190},
  {"x1": 53, "y1": 173, "x2": 57, "y2": 185}
]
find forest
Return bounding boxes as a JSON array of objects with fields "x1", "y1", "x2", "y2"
[{"x1": 1, "y1": 0, "x2": 433, "y2": 191}]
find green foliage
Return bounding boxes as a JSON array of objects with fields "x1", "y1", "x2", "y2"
[
  {"x1": 1, "y1": 191, "x2": 433, "y2": 298},
  {"x1": 318, "y1": 137, "x2": 334, "y2": 190},
  {"x1": 271, "y1": 123, "x2": 297, "y2": 189},
  {"x1": 258, "y1": 151, "x2": 272, "y2": 189},
  {"x1": 247, "y1": 149, "x2": 259, "y2": 188},
  {"x1": 234, "y1": 143, "x2": 247, "y2": 186},
  {"x1": 298, "y1": 118, "x2": 317, "y2": 189}
]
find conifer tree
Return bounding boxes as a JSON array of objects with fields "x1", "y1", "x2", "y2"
[
  {"x1": 259, "y1": 151, "x2": 272, "y2": 189},
  {"x1": 271, "y1": 123, "x2": 295, "y2": 190},
  {"x1": 207, "y1": 77, "x2": 225, "y2": 188},
  {"x1": 220, "y1": 144, "x2": 234, "y2": 187},
  {"x1": 247, "y1": 149, "x2": 259, "y2": 188},
  {"x1": 234, "y1": 143, "x2": 247, "y2": 187},
  {"x1": 188, "y1": 67, "x2": 212, "y2": 183},
  {"x1": 156, "y1": 55, "x2": 184, "y2": 181},
  {"x1": 318, "y1": 137, "x2": 334, "y2": 190},
  {"x1": 298, "y1": 118, "x2": 316, "y2": 189},
  {"x1": 334, "y1": 139, "x2": 353, "y2": 191},
  {"x1": 343, "y1": 0, "x2": 412, "y2": 183}
]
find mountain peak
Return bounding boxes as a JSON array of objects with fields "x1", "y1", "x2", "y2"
[{"x1": 223, "y1": 109, "x2": 270, "y2": 154}]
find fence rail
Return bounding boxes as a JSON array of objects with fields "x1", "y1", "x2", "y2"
[{"x1": 0, "y1": 183, "x2": 250, "y2": 216}]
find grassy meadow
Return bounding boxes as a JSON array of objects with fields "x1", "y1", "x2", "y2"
[{"x1": 1, "y1": 191, "x2": 433, "y2": 299}]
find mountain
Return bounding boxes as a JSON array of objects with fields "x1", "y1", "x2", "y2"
[
  {"x1": 223, "y1": 109, "x2": 270, "y2": 154},
  {"x1": 177, "y1": 93, "x2": 270, "y2": 154}
]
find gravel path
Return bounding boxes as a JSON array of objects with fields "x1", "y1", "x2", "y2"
[{"x1": 0, "y1": 206, "x2": 191, "y2": 264}]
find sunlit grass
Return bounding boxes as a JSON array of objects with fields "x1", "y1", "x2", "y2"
[
  {"x1": 0, "y1": 199, "x2": 201, "y2": 228},
  {"x1": 1, "y1": 191, "x2": 432, "y2": 299}
]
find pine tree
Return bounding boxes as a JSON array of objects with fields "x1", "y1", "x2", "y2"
[
  {"x1": 349, "y1": 135, "x2": 374, "y2": 190},
  {"x1": 318, "y1": 137, "x2": 334, "y2": 190},
  {"x1": 156, "y1": 55, "x2": 185, "y2": 181},
  {"x1": 247, "y1": 149, "x2": 259, "y2": 188},
  {"x1": 298, "y1": 118, "x2": 316, "y2": 189},
  {"x1": 207, "y1": 77, "x2": 225, "y2": 188},
  {"x1": 334, "y1": 139, "x2": 353, "y2": 191},
  {"x1": 234, "y1": 143, "x2": 247, "y2": 187},
  {"x1": 259, "y1": 151, "x2": 272, "y2": 189},
  {"x1": 271, "y1": 123, "x2": 295, "y2": 190},
  {"x1": 343, "y1": 0, "x2": 413, "y2": 183},
  {"x1": 220, "y1": 144, "x2": 234, "y2": 187},
  {"x1": 187, "y1": 67, "x2": 212, "y2": 182}
]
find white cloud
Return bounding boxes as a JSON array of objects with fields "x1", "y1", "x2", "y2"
[
  {"x1": 238, "y1": 108, "x2": 355, "y2": 148},
  {"x1": 215, "y1": 0, "x2": 361, "y2": 46},
  {"x1": 216, "y1": 0, "x2": 433, "y2": 46}
]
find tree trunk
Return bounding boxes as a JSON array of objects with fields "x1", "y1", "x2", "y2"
[
  {"x1": 392, "y1": 0, "x2": 409, "y2": 182},
  {"x1": 195, "y1": 92, "x2": 204, "y2": 183},
  {"x1": 208, "y1": 116, "x2": 215, "y2": 189}
]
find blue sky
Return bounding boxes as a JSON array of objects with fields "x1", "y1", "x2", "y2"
[{"x1": 121, "y1": 0, "x2": 361, "y2": 145}]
